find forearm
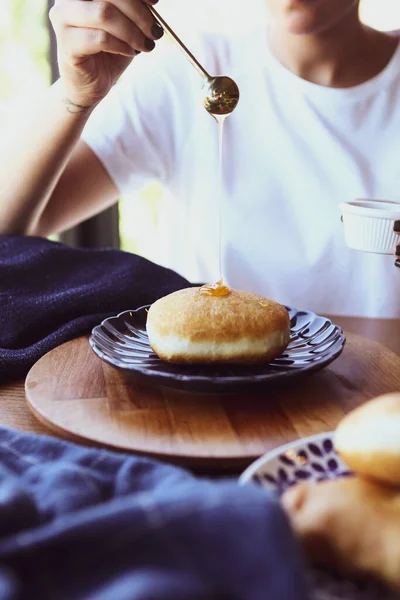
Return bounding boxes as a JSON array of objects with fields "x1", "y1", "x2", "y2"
[{"x1": 0, "y1": 79, "x2": 95, "y2": 236}]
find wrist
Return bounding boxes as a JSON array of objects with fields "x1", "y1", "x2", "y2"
[
  {"x1": 61, "y1": 96, "x2": 94, "y2": 114},
  {"x1": 54, "y1": 79, "x2": 100, "y2": 117}
]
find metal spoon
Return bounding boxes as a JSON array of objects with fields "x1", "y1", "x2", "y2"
[{"x1": 148, "y1": 6, "x2": 240, "y2": 116}]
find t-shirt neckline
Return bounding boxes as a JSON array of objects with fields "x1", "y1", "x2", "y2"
[{"x1": 263, "y1": 29, "x2": 400, "y2": 102}]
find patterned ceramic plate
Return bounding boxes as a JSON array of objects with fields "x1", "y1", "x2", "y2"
[
  {"x1": 239, "y1": 433, "x2": 399, "y2": 600},
  {"x1": 89, "y1": 305, "x2": 345, "y2": 394}
]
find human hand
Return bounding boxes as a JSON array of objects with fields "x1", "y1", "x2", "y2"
[
  {"x1": 49, "y1": 0, "x2": 164, "y2": 111},
  {"x1": 394, "y1": 220, "x2": 400, "y2": 268}
]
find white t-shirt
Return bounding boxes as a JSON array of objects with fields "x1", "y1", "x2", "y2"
[{"x1": 82, "y1": 27, "x2": 400, "y2": 318}]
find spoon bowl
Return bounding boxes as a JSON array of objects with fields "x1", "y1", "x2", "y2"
[{"x1": 203, "y1": 76, "x2": 240, "y2": 116}]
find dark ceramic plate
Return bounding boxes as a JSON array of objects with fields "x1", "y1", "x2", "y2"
[{"x1": 89, "y1": 305, "x2": 346, "y2": 394}]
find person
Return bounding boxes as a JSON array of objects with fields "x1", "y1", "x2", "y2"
[{"x1": 0, "y1": 0, "x2": 399, "y2": 318}]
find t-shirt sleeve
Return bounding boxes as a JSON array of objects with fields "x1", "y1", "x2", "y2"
[{"x1": 81, "y1": 42, "x2": 193, "y2": 196}]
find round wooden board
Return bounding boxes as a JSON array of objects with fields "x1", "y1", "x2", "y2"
[{"x1": 25, "y1": 334, "x2": 400, "y2": 471}]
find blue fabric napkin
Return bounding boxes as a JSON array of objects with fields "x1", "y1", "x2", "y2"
[
  {"x1": 0, "y1": 235, "x2": 311, "y2": 598},
  {"x1": 0, "y1": 235, "x2": 192, "y2": 383},
  {"x1": 0, "y1": 427, "x2": 309, "y2": 600}
]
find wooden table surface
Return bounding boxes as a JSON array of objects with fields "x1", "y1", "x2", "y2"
[{"x1": 1, "y1": 316, "x2": 399, "y2": 471}]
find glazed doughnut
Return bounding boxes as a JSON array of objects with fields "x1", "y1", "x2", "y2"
[
  {"x1": 146, "y1": 287, "x2": 290, "y2": 364},
  {"x1": 282, "y1": 476, "x2": 400, "y2": 591},
  {"x1": 335, "y1": 393, "x2": 400, "y2": 486}
]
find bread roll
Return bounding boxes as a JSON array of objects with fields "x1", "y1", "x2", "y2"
[
  {"x1": 146, "y1": 287, "x2": 290, "y2": 364},
  {"x1": 335, "y1": 393, "x2": 400, "y2": 486},
  {"x1": 281, "y1": 476, "x2": 400, "y2": 591}
]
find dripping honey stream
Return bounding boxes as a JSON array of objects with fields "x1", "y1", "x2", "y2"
[{"x1": 200, "y1": 114, "x2": 230, "y2": 298}]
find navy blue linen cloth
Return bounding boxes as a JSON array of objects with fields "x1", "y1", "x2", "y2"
[
  {"x1": 0, "y1": 428, "x2": 309, "y2": 600},
  {"x1": 0, "y1": 235, "x2": 192, "y2": 383},
  {"x1": 0, "y1": 235, "x2": 310, "y2": 599}
]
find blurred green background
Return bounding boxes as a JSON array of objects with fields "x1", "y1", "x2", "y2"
[{"x1": 0, "y1": 0, "x2": 162, "y2": 258}]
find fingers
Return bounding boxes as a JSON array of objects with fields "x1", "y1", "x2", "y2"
[
  {"x1": 109, "y1": 0, "x2": 164, "y2": 43},
  {"x1": 50, "y1": 0, "x2": 164, "y2": 56},
  {"x1": 53, "y1": 1, "x2": 150, "y2": 54},
  {"x1": 394, "y1": 221, "x2": 400, "y2": 268},
  {"x1": 62, "y1": 26, "x2": 138, "y2": 59}
]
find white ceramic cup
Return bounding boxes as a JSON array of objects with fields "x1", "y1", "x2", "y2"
[{"x1": 339, "y1": 199, "x2": 400, "y2": 254}]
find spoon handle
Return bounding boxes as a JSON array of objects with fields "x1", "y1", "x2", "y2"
[{"x1": 148, "y1": 6, "x2": 211, "y2": 81}]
